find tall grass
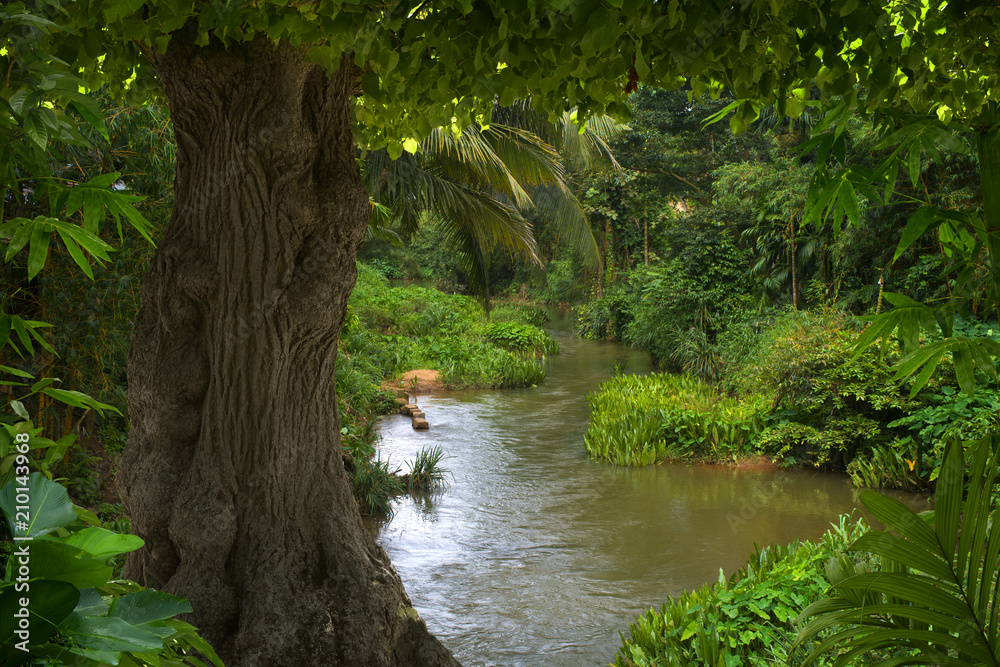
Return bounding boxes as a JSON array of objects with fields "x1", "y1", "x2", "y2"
[
  {"x1": 404, "y1": 446, "x2": 451, "y2": 491},
  {"x1": 350, "y1": 456, "x2": 403, "y2": 516},
  {"x1": 585, "y1": 373, "x2": 768, "y2": 465}
]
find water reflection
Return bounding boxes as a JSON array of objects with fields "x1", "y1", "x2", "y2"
[{"x1": 371, "y1": 317, "x2": 931, "y2": 666}]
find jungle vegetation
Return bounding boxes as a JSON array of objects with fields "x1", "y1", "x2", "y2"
[{"x1": 3, "y1": 0, "x2": 1000, "y2": 665}]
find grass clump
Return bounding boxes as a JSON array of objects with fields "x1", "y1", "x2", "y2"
[
  {"x1": 403, "y1": 446, "x2": 451, "y2": 491},
  {"x1": 584, "y1": 373, "x2": 768, "y2": 466},
  {"x1": 350, "y1": 456, "x2": 404, "y2": 516}
]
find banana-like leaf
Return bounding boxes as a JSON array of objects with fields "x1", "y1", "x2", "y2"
[
  {"x1": 0, "y1": 473, "x2": 76, "y2": 538},
  {"x1": 793, "y1": 436, "x2": 1000, "y2": 665}
]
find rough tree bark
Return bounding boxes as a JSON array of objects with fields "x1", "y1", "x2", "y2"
[{"x1": 117, "y1": 28, "x2": 460, "y2": 667}]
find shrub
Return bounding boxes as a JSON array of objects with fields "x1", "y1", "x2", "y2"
[
  {"x1": 726, "y1": 310, "x2": 917, "y2": 472},
  {"x1": 584, "y1": 373, "x2": 769, "y2": 465},
  {"x1": 484, "y1": 321, "x2": 559, "y2": 355},
  {"x1": 614, "y1": 515, "x2": 869, "y2": 667}
]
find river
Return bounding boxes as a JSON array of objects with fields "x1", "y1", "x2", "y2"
[{"x1": 370, "y1": 315, "x2": 929, "y2": 666}]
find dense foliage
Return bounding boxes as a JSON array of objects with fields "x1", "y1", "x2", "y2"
[
  {"x1": 615, "y1": 515, "x2": 870, "y2": 667},
  {"x1": 585, "y1": 307, "x2": 1000, "y2": 491},
  {"x1": 585, "y1": 373, "x2": 767, "y2": 466},
  {"x1": 0, "y1": 468, "x2": 221, "y2": 666},
  {"x1": 344, "y1": 263, "x2": 554, "y2": 391}
]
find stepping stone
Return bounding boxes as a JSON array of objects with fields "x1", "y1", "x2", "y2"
[
  {"x1": 412, "y1": 418, "x2": 429, "y2": 430},
  {"x1": 393, "y1": 388, "x2": 409, "y2": 399},
  {"x1": 410, "y1": 411, "x2": 425, "y2": 419},
  {"x1": 400, "y1": 403, "x2": 418, "y2": 416},
  {"x1": 394, "y1": 398, "x2": 408, "y2": 408}
]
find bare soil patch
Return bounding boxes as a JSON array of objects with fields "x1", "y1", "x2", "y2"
[{"x1": 381, "y1": 369, "x2": 445, "y2": 394}]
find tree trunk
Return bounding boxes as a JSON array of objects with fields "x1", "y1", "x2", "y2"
[
  {"x1": 117, "y1": 32, "x2": 459, "y2": 667},
  {"x1": 978, "y1": 103, "x2": 1000, "y2": 323}
]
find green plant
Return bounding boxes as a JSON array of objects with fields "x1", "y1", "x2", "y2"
[
  {"x1": 615, "y1": 515, "x2": 869, "y2": 667},
  {"x1": 846, "y1": 439, "x2": 931, "y2": 492},
  {"x1": 484, "y1": 321, "x2": 558, "y2": 355},
  {"x1": 363, "y1": 258, "x2": 402, "y2": 280},
  {"x1": 888, "y1": 384, "x2": 1000, "y2": 447},
  {"x1": 757, "y1": 416, "x2": 883, "y2": 470},
  {"x1": 403, "y1": 446, "x2": 451, "y2": 491},
  {"x1": 490, "y1": 303, "x2": 549, "y2": 327},
  {"x1": 584, "y1": 373, "x2": 769, "y2": 466},
  {"x1": 0, "y1": 472, "x2": 222, "y2": 666},
  {"x1": 794, "y1": 434, "x2": 1000, "y2": 664},
  {"x1": 349, "y1": 457, "x2": 403, "y2": 517}
]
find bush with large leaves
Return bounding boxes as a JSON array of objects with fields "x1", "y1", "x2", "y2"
[
  {"x1": 0, "y1": 467, "x2": 222, "y2": 666},
  {"x1": 794, "y1": 435, "x2": 1000, "y2": 665}
]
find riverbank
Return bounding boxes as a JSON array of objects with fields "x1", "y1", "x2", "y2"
[
  {"x1": 582, "y1": 309, "x2": 1000, "y2": 492},
  {"x1": 339, "y1": 264, "x2": 558, "y2": 514}
]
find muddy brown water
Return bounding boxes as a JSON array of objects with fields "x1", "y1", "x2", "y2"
[{"x1": 370, "y1": 314, "x2": 931, "y2": 667}]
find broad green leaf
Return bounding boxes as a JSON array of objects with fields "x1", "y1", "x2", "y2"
[
  {"x1": 4, "y1": 217, "x2": 33, "y2": 261},
  {"x1": 62, "y1": 527, "x2": 144, "y2": 561},
  {"x1": 907, "y1": 140, "x2": 921, "y2": 187},
  {"x1": 840, "y1": 180, "x2": 860, "y2": 227},
  {"x1": 42, "y1": 388, "x2": 121, "y2": 416},
  {"x1": 23, "y1": 112, "x2": 49, "y2": 150},
  {"x1": 0, "y1": 473, "x2": 76, "y2": 538},
  {"x1": 19, "y1": 539, "x2": 112, "y2": 589},
  {"x1": 0, "y1": 581, "x2": 79, "y2": 655},
  {"x1": 857, "y1": 491, "x2": 939, "y2": 552},
  {"x1": 26, "y1": 222, "x2": 51, "y2": 279},
  {"x1": 848, "y1": 532, "x2": 953, "y2": 581},
  {"x1": 894, "y1": 205, "x2": 945, "y2": 262},
  {"x1": 66, "y1": 93, "x2": 110, "y2": 142},
  {"x1": 74, "y1": 588, "x2": 110, "y2": 617},
  {"x1": 0, "y1": 366, "x2": 32, "y2": 380},
  {"x1": 935, "y1": 441, "x2": 963, "y2": 566},
  {"x1": 9, "y1": 400, "x2": 29, "y2": 420},
  {"x1": 110, "y1": 590, "x2": 191, "y2": 626},
  {"x1": 158, "y1": 620, "x2": 225, "y2": 666},
  {"x1": 952, "y1": 341, "x2": 976, "y2": 396},
  {"x1": 57, "y1": 612, "x2": 163, "y2": 653}
]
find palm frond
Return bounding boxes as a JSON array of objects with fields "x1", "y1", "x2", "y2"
[
  {"x1": 794, "y1": 435, "x2": 1000, "y2": 666},
  {"x1": 421, "y1": 127, "x2": 533, "y2": 209},
  {"x1": 479, "y1": 124, "x2": 566, "y2": 188},
  {"x1": 489, "y1": 101, "x2": 625, "y2": 173},
  {"x1": 366, "y1": 200, "x2": 402, "y2": 245},
  {"x1": 557, "y1": 110, "x2": 623, "y2": 173},
  {"x1": 530, "y1": 183, "x2": 600, "y2": 268}
]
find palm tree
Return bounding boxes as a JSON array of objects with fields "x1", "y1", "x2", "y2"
[{"x1": 361, "y1": 101, "x2": 623, "y2": 308}]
